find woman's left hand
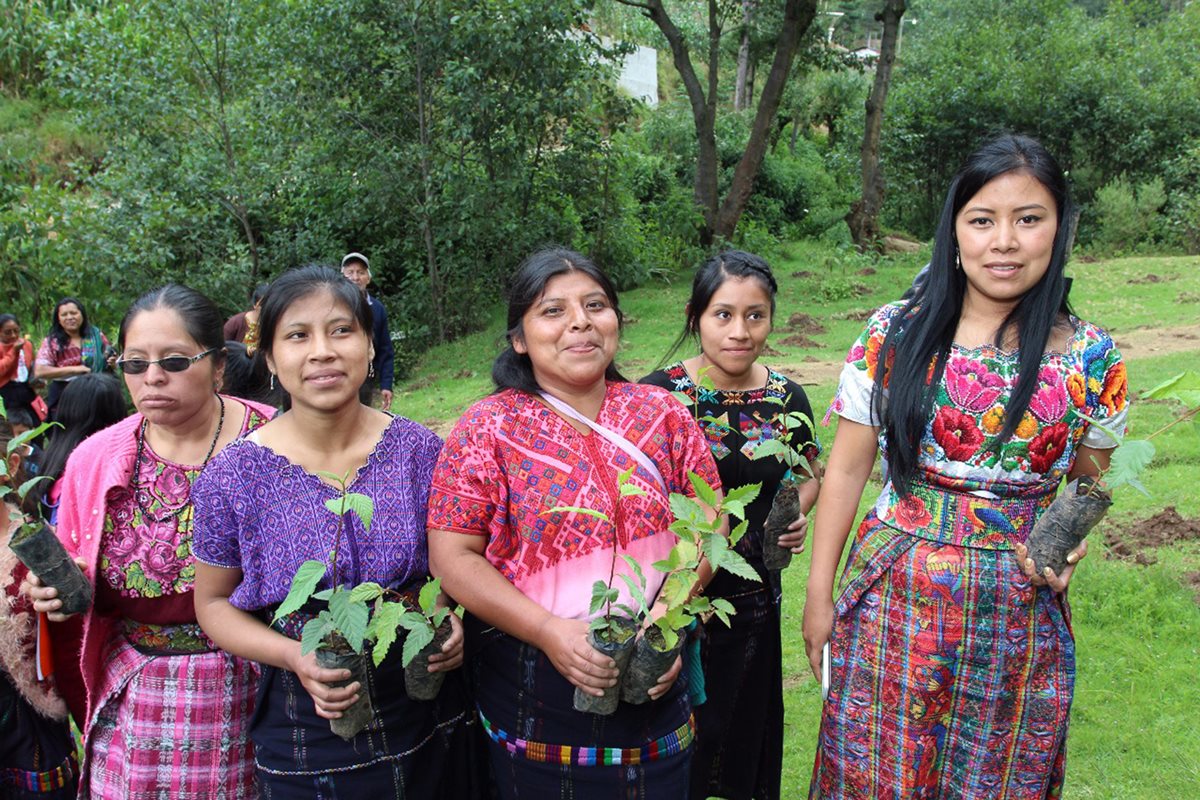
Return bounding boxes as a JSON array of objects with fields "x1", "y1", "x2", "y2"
[
  {"x1": 426, "y1": 611, "x2": 464, "y2": 672},
  {"x1": 776, "y1": 511, "x2": 809, "y2": 554},
  {"x1": 645, "y1": 654, "x2": 682, "y2": 701},
  {"x1": 1013, "y1": 539, "x2": 1087, "y2": 593}
]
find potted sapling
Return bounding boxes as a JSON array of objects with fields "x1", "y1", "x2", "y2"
[
  {"x1": 274, "y1": 472, "x2": 436, "y2": 738},
  {"x1": 396, "y1": 577, "x2": 452, "y2": 701},
  {"x1": 1026, "y1": 370, "x2": 1198, "y2": 574},
  {"x1": 621, "y1": 476, "x2": 761, "y2": 704},
  {"x1": 1, "y1": 414, "x2": 89, "y2": 615},
  {"x1": 546, "y1": 467, "x2": 645, "y2": 715},
  {"x1": 750, "y1": 397, "x2": 818, "y2": 571}
]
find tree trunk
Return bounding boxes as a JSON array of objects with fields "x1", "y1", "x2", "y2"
[
  {"x1": 733, "y1": 1, "x2": 754, "y2": 111},
  {"x1": 714, "y1": 0, "x2": 817, "y2": 239},
  {"x1": 617, "y1": 0, "x2": 817, "y2": 246},
  {"x1": 846, "y1": 0, "x2": 906, "y2": 252}
]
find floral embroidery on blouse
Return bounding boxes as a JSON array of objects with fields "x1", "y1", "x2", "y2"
[
  {"x1": 100, "y1": 406, "x2": 271, "y2": 599},
  {"x1": 830, "y1": 303, "x2": 1129, "y2": 485}
]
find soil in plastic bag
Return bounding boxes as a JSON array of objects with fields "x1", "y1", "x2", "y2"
[
  {"x1": 573, "y1": 616, "x2": 637, "y2": 716},
  {"x1": 316, "y1": 638, "x2": 375, "y2": 740},
  {"x1": 1027, "y1": 475, "x2": 1112, "y2": 575},
  {"x1": 621, "y1": 625, "x2": 685, "y2": 705},
  {"x1": 404, "y1": 617, "x2": 453, "y2": 702},
  {"x1": 763, "y1": 481, "x2": 801, "y2": 571},
  {"x1": 9, "y1": 524, "x2": 92, "y2": 615}
]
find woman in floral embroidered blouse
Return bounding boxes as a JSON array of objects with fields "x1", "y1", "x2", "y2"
[
  {"x1": 35, "y1": 297, "x2": 113, "y2": 414},
  {"x1": 803, "y1": 135, "x2": 1128, "y2": 799},
  {"x1": 26, "y1": 285, "x2": 273, "y2": 799}
]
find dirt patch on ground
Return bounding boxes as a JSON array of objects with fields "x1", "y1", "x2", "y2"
[
  {"x1": 786, "y1": 313, "x2": 828, "y2": 335},
  {"x1": 1108, "y1": 322, "x2": 1200, "y2": 362},
  {"x1": 780, "y1": 333, "x2": 823, "y2": 349},
  {"x1": 1104, "y1": 506, "x2": 1200, "y2": 567},
  {"x1": 1128, "y1": 273, "x2": 1175, "y2": 284},
  {"x1": 857, "y1": 267, "x2": 877, "y2": 276},
  {"x1": 791, "y1": 270, "x2": 813, "y2": 279}
]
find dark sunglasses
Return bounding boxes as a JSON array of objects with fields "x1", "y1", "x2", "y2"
[{"x1": 116, "y1": 348, "x2": 217, "y2": 375}]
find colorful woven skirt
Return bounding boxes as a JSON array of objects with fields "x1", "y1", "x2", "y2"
[
  {"x1": 809, "y1": 512, "x2": 1074, "y2": 799},
  {"x1": 82, "y1": 631, "x2": 257, "y2": 799},
  {"x1": 0, "y1": 673, "x2": 78, "y2": 799},
  {"x1": 467, "y1": 615, "x2": 693, "y2": 800}
]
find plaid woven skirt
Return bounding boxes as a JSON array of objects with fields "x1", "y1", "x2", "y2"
[
  {"x1": 82, "y1": 633, "x2": 257, "y2": 799},
  {"x1": 809, "y1": 513, "x2": 1074, "y2": 800}
]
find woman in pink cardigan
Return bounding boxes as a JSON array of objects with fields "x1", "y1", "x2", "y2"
[{"x1": 26, "y1": 285, "x2": 274, "y2": 799}]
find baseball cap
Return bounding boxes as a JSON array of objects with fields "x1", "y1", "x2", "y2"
[{"x1": 341, "y1": 252, "x2": 370, "y2": 271}]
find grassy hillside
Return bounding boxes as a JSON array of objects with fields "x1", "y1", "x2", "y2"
[{"x1": 394, "y1": 246, "x2": 1200, "y2": 798}]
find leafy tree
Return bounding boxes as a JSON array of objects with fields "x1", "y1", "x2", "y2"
[{"x1": 613, "y1": 0, "x2": 819, "y2": 245}]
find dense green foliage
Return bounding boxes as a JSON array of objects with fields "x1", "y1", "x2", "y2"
[{"x1": 880, "y1": 0, "x2": 1200, "y2": 251}]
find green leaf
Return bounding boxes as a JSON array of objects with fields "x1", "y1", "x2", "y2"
[
  {"x1": 728, "y1": 519, "x2": 750, "y2": 547},
  {"x1": 620, "y1": 481, "x2": 648, "y2": 498},
  {"x1": 367, "y1": 602, "x2": 405, "y2": 666},
  {"x1": 16, "y1": 475, "x2": 51, "y2": 501},
  {"x1": 329, "y1": 590, "x2": 369, "y2": 654},
  {"x1": 418, "y1": 577, "x2": 442, "y2": 616},
  {"x1": 710, "y1": 598, "x2": 735, "y2": 627},
  {"x1": 1145, "y1": 371, "x2": 1200, "y2": 408},
  {"x1": 300, "y1": 614, "x2": 333, "y2": 655},
  {"x1": 670, "y1": 390, "x2": 695, "y2": 408},
  {"x1": 669, "y1": 492, "x2": 706, "y2": 526},
  {"x1": 1104, "y1": 439, "x2": 1155, "y2": 494},
  {"x1": 6, "y1": 421, "x2": 60, "y2": 456},
  {"x1": 718, "y1": 550, "x2": 762, "y2": 583},
  {"x1": 272, "y1": 560, "x2": 327, "y2": 623},
  {"x1": 1071, "y1": 410, "x2": 1124, "y2": 446},
  {"x1": 348, "y1": 582, "x2": 385, "y2": 604},
  {"x1": 749, "y1": 439, "x2": 789, "y2": 460},
  {"x1": 723, "y1": 482, "x2": 762, "y2": 508},
  {"x1": 589, "y1": 580, "x2": 617, "y2": 615},
  {"x1": 687, "y1": 471, "x2": 719, "y2": 508},
  {"x1": 401, "y1": 622, "x2": 436, "y2": 667},
  {"x1": 324, "y1": 491, "x2": 374, "y2": 532},
  {"x1": 544, "y1": 504, "x2": 612, "y2": 522}
]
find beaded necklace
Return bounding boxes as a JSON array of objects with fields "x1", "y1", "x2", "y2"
[{"x1": 131, "y1": 394, "x2": 225, "y2": 523}]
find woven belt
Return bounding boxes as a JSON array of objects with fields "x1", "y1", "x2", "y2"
[
  {"x1": 0, "y1": 753, "x2": 77, "y2": 791},
  {"x1": 880, "y1": 480, "x2": 1057, "y2": 550},
  {"x1": 122, "y1": 619, "x2": 217, "y2": 655},
  {"x1": 479, "y1": 710, "x2": 694, "y2": 766}
]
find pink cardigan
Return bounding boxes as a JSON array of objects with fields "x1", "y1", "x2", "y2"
[{"x1": 52, "y1": 397, "x2": 275, "y2": 725}]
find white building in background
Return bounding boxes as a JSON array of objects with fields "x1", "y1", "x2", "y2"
[{"x1": 613, "y1": 40, "x2": 658, "y2": 106}]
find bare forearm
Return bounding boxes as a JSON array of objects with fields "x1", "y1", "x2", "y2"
[
  {"x1": 431, "y1": 543, "x2": 553, "y2": 648},
  {"x1": 196, "y1": 594, "x2": 299, "y2": 671},
  {"x1": 37, "y1": 364, "x2": 85, "y2": 380}
]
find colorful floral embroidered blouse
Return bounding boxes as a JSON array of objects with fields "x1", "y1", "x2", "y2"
[
  {"x1": 427, "y1": 382, "x2": 720, "y2": 621},
  {"x1": 99, "y1": 405, "x2": 271, "y2": 599},
  {"x1": 35, "y1": 328, "x2": 109, "y2": 369},
  {"x1": 830, "y1": 303, "x2": 1128, "y2": 545}
]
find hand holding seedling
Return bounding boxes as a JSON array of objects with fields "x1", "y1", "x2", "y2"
[
  {"x1": 534, "y1": 615, "x2": 619, "y2": 696},
  {"x1": 424, "y1": 612, "x2": 464, "y2": 672},
  {"x1": 1013, "y1": 539, "x2": 1088, "y2": 593},
  {"x1": 22, "y1": 559, "x2": 89, "y2": 622},
  {"x1": 285, "y1": 646, "x2": 360, "y2": 720}
]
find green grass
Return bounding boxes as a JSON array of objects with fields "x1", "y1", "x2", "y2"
[{"x1": 395, "y1": 246, "x2": 1200, "y2": 798}]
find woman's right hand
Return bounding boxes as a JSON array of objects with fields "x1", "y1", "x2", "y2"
[
  {"x1": 534, "y1": 615, "x2": 618, "y2": 697},
  {"x1": 22, "y1": 559, "x2": 88, "y2": 622},
  {"x1": 286, "y1": 645, "x2": 361, "y2": 720},
  {"x1": 802, "y1": 594, "x2": 834, "y2": 682}
]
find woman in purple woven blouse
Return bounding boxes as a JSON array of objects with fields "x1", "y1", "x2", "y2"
[{"x1": 191, "y1": 266, "x2": 482, "y2": 798}]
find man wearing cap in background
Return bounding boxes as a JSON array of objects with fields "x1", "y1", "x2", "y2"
[{"x1": 341, "y1": 252, "x2": 395, "y2": 409}]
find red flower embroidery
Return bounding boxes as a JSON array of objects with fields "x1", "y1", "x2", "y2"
[
  {"x1": 1029, "y1": 422, "x2": 1069, "y2": 473},
  {"x1": 931, "y1": 406, "x2": 985, "y2": 461},
  {"x1": 1099, "y1": 362, "x2": 1128, "y2": 415},
  {"x1": 893, "y1": 493, "x2": 933, "y2": 529}
]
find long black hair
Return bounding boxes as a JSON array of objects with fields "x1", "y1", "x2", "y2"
[
  {"x1": 37, "y1": 373, "x2": 127, "y2": 486},
  {"x1": 661, "y1": 248, "x2": 779, "y2": 366},
  {"x1": 48, "y1": 297, "x2": 91, "y2": 347},
  {"x1": 875, "y1": 133, "x2": 1076, "y2": 495},
  {"x1": 492, "y1": 247, "x2": 627, "y2": 394}
]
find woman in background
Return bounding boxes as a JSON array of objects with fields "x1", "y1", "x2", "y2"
[
  {"x1": 35, "y1": 298, "x2": 112, "y2": 414},
  {"x1": 642, "y1": 250, "x2": 821, "y2": 800},
  {"x1": 0, "y1": 314, "x2": 38, "y2": 422}
]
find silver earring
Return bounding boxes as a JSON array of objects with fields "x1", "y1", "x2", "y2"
[
  {"x1": 368, "y1": 360, "x2": 375, "y2": 379},
  {"x1": 269, "y1": 373, "x2": 276, "y2": 391},
  {"x1": 955, "y1": 249, "x2": 962, "y2": 270}
]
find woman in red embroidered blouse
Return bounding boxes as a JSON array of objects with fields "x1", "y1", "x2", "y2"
[{"x1": 427, "y1": 248, "x2": 722, "y2": 799}]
